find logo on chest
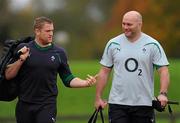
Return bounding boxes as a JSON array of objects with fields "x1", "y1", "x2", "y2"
[
  {"x1": 142, "y1": 48, "x2": 146, "y2": 53},
  {"x1": 51, "y1": 56, "x2": 55, "y2": 61}
]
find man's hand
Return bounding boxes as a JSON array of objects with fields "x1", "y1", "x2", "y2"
[
  {"x1": 18, "y1": 46, "x2": 30, "y2": 61},
  {"x1": 95, "y1": 98, "x2": 108, "y2": 110},
  {"x1": 85, "y1": 74, "x2": 98, "y2": 87},
  {"x1": 157, "y1": 93, "x2": 168, "y2": 107}
]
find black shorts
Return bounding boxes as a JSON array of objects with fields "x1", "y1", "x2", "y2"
[
  {"x1": 108, "y1": 104, "x2": 155, "y2": 123},
  {"x1": 16, "y1": 100, "x2": 57, "y2": 123}
]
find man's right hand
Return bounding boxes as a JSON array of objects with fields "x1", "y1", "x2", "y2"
[
  {"x1": 95, "y1": 98, "x2": 108, "y2": 110},
  {"x1": 18, "y1": 46, "x2": 30, "y2": 61}
]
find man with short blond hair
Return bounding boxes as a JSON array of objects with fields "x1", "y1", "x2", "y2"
[{"x1": 5, "y1": 16, "x2": 97, "y2": 123}]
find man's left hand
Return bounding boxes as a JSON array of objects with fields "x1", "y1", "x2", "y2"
[
  {"x1": 157, "y1": 94, "x2": 168, "y2": 108},
  {"x1": 86, "y1": 74, "x2": 98, "y2": 87}
]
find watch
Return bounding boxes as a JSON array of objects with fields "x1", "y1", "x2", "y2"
[{"x1": 160, "y1": 92, "x2": 168, "y2": 97}]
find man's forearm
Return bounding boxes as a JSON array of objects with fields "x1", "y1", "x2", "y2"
[
  {"x1": 70, "y1": 77, "x2": 88, "y2": 88},
  {"x1": 96, "y1": 67, "x2": 111, "y2": 100},
  {"x1": 69, "y1": 74, "x2": 97, "y2": 88},
  {"x1": 5, "y1": 59, "x2": 24, "y2": 80},
  {"x1": 96, "y1": 76, "x2": 108, "y2": 100},
  {"x1": 158, "y1": 66, "x2": 170, "y2": 93}
]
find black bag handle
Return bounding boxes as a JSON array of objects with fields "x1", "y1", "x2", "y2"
[
  {"x1": 88, "y1": 108, "x2": 98, "y2": 123},
  {"x1": 88, "y1": 107, "x2": 104, "y2": 123}
]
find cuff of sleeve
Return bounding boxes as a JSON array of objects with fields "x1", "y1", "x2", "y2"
[{"x1": 62, "y1": 74, "x2": 75, "y2": 87}]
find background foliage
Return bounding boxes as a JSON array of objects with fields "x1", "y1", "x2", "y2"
[{"x1": 0, "y1": 0, "x2": 180, "y2": 59}]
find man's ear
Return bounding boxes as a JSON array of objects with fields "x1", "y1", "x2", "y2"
[{"x1": 35, "y1": 29, "x2": 40, "y2": 36}]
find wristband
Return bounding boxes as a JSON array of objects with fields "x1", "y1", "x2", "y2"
[{"x1": 160, "y1": 92, "x2": 167, "y2": 97}]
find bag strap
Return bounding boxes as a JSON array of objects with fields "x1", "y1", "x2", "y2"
[
  {"x1": 88, "y1": 107, "x2": 105, "y2": 123},
  {"x1": 167, "y1": 101, "x2": 179, "y2": 122},
  {"x1": 99, "y1": 107, "x2": 105, "y2": 123},
  {"x1": 88, "y1": 109, "x2": 98, "y2": 123}
]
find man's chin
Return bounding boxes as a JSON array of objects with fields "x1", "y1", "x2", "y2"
[
  {"x1": 125, "y1": 33, "x2": 131, "y2": 38},
  {"x1": 48, "y1": 39, "x2": 53, "y2": 43}
]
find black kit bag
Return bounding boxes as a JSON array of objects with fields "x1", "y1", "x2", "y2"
[
  {"x1": 88, "y1": 107, "x2": 105, "y2": 123},
  {"x1": 152, "y1": 98, "x2": 179, "y2": 122},
  {"x1": 0, "y1": 36, "x2": 34, "y2": 101},
  {"x1": 152, "y1": 98, "x2": 179, "y2": 112}
]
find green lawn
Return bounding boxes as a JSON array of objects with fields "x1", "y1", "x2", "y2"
[
  {"x1": 56, "y1": 119, "x2": 180, "y2": 123},
  {"x1": 0, "y1": 118, "x2": 180, "y2": 123},
  {"x1": 0, "y1": 59, "x2": 180, "y2": 123}
]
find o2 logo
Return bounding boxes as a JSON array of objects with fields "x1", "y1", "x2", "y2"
[{"x1": 124, "y1": 58, "x2": 142, "y2": 76}]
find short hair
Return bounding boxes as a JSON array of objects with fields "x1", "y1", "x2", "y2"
[{"x1": 33, "y1": 16, "x2": 53, "y2": 30}]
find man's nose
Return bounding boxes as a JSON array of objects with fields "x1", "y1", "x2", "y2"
[
  {"x1": 124, "y1": 24, "x2": 129, "y2": 29},
  {"x1": 49, "y1": 31, "x2": 53, "y2": 36}
]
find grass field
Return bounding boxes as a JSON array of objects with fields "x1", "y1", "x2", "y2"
[{"x1": 0, "y1": 59, "x2": 180, "y2": 123}]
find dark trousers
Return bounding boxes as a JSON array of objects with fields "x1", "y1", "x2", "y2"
[
  {"x1": 108, "y1": 104, "x2": 155, "y2": 123},
  {"x1": 16, "y1": 100, "x2": 57, "y2": 123}
]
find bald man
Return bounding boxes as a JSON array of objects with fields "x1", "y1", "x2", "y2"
[{"x1": 94, "y1": 11, "x2": 169, "y2": 123}]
